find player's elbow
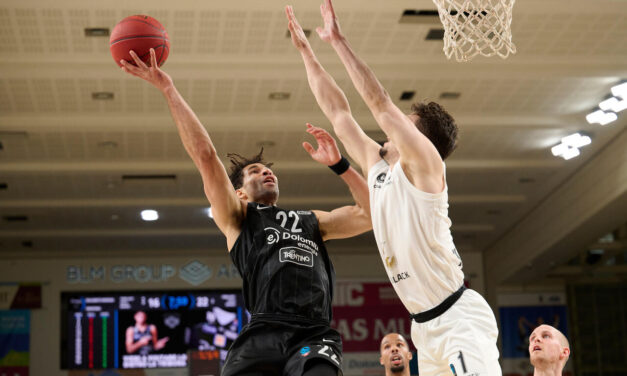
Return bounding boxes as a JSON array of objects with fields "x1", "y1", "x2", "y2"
[
  {"x1": 331, "y1": 112, "x2": 357, "y2": 137},
  {"x1": 367, "y1": 89, "x2": 393, "y2": 115},
  {"x1": 195, "y1": 142, "x2": 218, "y2": 167}
]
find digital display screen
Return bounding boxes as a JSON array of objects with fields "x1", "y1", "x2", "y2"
[{"x1": 60, "y1": 290, "x2": 248, "y2": 369}]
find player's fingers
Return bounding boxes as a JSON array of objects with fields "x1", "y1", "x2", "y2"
[
  {"x1": 129, "y1": 50, "x2": 148, "y2": 69},
  {"x1": 326, "y1": 0, "x2": 335, "y2": 16},
  {"x1": 308, "y1": 128, "x2": 325, "y2": 138},
  {"x1": 120, "y1": 60, "x2": 140, "y2": 76},
  {"x1": 310, "y1": 128, "x2": 326, "y2": 138},
  {"x1": 306, "y1": 122, "x2": 320, "y2": 131},
  {"x1": 302, "y1": 142, "x2": 316, "y2": 155},
  {"x1": 287, "y1": 6, "x2": 296, "y2": 24},
  {"x1": 149, "y1": 48, "x2": 157, "y2": 68}
]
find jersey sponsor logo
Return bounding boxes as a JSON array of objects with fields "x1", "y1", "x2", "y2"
[
  {"x1": 373, "y1": 172, "x2": 387, "y2": 188},
  {"x1": 265, "y1": 223, "x2": 320, "y2": 255},
  {"x1": 256, "y1": 204, "x2": 271, "y2": 210},
  {"x1": 282, "y1": 231, "x2": 319, "y2": 254},
  {"x1": 300, "y1": 346, "x2": 311, "y2": 357},
  {"x1": 392, "y1": 271, "x2": 410, "y2": 283},
  {"x1": 322, "y1": 338, "x2": 335, "y2": 343},
  {"x1": 264, "y1": 227, "x2": 280, "y2": 245},
  {"x1": 279, "y1": 247, "x2": 314, "y2": 268}
]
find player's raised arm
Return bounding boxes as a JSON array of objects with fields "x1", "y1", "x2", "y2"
[
  {"x1": 316, "y1": 0, "x2": 443, "y2": 174},
  {"x1": 120, "y1": 49, "x2": 245, "y2": 243},
  {"x1": 286, "y1": 6, "x2": 380, "y2": 174},
  {"x1": 302, "y1": 124, "x2": 371, "y2": 241}
]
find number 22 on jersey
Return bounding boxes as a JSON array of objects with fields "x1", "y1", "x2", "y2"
[{"x1": 276, "y1": 210, "x2": 302, "y2": 233}]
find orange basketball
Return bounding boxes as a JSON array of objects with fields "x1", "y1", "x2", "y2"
[{"x1": 110, "y1": 15, "x2": 170, "y2": 67}]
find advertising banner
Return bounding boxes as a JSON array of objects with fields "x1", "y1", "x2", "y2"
[
  {"x1": 332, "y1": 282, "x2": 417, "y2": 375},
  {"x1": 0, "y1": 284, "x2": 41, "y2": 310},
  {"x1": 0, "y1": 310, "x2": 30, "y2": 376}
]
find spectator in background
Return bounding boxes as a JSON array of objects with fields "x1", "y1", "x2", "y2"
[
  {"x1": 529, "y1": 324, "x2": 570, "y2": 376},
  {"x1": 380, "y1": 333, "x2": 412, "y2": 376}
]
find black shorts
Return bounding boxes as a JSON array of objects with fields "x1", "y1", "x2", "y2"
[{"x1": 221, "y1": 318, "x2": 343, "y2": 376}]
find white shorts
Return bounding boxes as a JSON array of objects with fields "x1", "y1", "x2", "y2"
[{"x1": 411, "y1": 289, "x2": 502, "y2": 376}]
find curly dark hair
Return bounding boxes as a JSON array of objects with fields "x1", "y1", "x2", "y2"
[
  {"x1": 410, "y1": 102, "x2": 458, "y2": 160},
  {"x1": 227, "y1": 148, "x2": 274, "y2": 189}
]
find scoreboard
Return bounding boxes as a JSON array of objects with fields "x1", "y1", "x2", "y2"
[{"x1": 61, "y1": 290, "x2": 248, "y2": 369}]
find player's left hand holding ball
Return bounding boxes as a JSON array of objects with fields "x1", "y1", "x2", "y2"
[{"x1": 120, "y1": 48, "x2": 174, "y2": 91}]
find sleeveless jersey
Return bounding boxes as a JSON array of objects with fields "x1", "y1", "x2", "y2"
[
  {"x1": 229, "y1": 203, "x2": 335, "y2": 323},
  {"x1": 368, "y1": 159, "x2": 464, "y2": 313},
  {"x1": 132, "y1": 325, "x2": 153, "y2": 355}
]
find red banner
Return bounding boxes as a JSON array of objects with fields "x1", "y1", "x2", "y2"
[{"x1": 331, "y1": 282, "x2": 412, "y2": 352}]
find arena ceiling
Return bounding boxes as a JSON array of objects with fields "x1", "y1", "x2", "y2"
[{"x1": 1, "y1": 0, "x2": 626, "y2": 286}]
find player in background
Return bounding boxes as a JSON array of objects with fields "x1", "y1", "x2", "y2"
[
  {"x1": 529, "y1": 325, "x2": 570, "y2": 376},
  {"x1": 380, "y1": 333, "x2": 413, "y2": 376}
]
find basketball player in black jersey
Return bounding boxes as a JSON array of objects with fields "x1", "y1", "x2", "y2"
[{"x1": 120, "y1": 49, "x2": 372, "y2": 376}]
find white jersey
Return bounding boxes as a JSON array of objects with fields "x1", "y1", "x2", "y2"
[{"x1": 368, "y1": 159, "x2": 464, "y2": 313}]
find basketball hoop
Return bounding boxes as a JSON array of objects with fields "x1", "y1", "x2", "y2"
[{"x1": 431, "y1": 0, "x2": 516, "y2": 62}]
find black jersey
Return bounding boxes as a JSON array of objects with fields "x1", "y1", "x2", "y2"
[{"x1": 229, "y1": 202, "x2": 335, "y2": 323}]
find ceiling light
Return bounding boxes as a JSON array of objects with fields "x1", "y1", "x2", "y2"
[
  {"x1": 586, "y1": 109, "x2": 617, "y2": 125},
  {"x1": 561, "y1": 147, "x2": 580, "y2": 160},
  {"x1": 285, "y1": 29, "x2": 311, "y2": 38},
  {"x1": 92, "y1": 92, "x2": 114, "y2": 100},
  {"x1": 599, "y1": 97, "x2": 627, "y2": 113},
  {"x1": 439, "y1": 92, "x2": 461, "y2": 99},
  {"x1": 268, "y1": 92, "x2": 290, "y2": 100},
  {"x1": 551, "y1": 132, "x2": 591, "y2": 160},
  {"x1": 561, "y1": 133, "x2": 591, "y2": 148},
  {"x1": 400, "y1": 91, "x2": 415, "y2": 100},
  {"x1": 551, "y1": 143, "x2": 568, "y2": 157},
  {"x1": 140, "y1": 210, "x2": 159, "y2": 221},
  {"x1": 611, "y1": 82, "x2": 627, "y2": 98},
  {"x1": 84, "y1": 28, "x2": 110, "y2": 37},
  {"x1": 400, "y1": 9, "x2": 441, "y2": 25},
  {"x1": 425, "y1": 28, "x2": 445, "y2": 40}
]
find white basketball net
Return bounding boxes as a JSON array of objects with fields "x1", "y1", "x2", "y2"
[{"x1": 432, "y1": 0, "x2": 516, "y2": 62}]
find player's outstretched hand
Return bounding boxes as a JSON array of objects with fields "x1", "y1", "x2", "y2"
[
  {"x1": 316, "y1": 0, "x2": 343, "y2": 43},
  {"x1": 303, "y1": 123, "x2": 342, "y2": 166},
  {"x1": 286, "y1": 5, "x2": 312, "y2": 52},
  {"x1": 120, "y1": 48, "x2": 174, "y2": 91}
]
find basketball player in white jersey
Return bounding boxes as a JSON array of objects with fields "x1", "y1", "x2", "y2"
[
  {"x1": 529, "y1": 325, "x2": 570, "y2": 376},
  {"x1": 287, "y1": 2, "x2": 501, "y2": 375}
]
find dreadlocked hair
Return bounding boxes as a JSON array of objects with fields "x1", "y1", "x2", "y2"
[{"x1": 227, "y1": 147, "x2": 274, "y2": 189}]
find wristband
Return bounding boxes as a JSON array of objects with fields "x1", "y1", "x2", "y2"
[{"x1": 328, "y1": 156, "x2": 350, "y2": 175}]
